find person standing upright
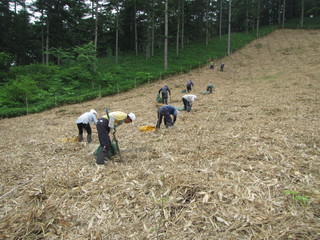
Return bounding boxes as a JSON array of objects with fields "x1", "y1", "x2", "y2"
[
  {"x1": 158, "y1": 85, "x2": 171, "y2": 104},
  {"x1": 186, "y1": 80, "x2": 194, "y2": 93}
]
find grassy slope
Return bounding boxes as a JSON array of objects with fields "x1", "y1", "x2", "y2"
[{"x1": 0, "y1": 29, "x2": 319, "y2": 239}]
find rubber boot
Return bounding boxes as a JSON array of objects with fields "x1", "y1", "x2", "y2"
[
  {"x1": 78, "y1": 134, "x2": 83, "y2": 142},
  {"x1": 96, "y1": 147, "x2": 107, "y2": 165},
  {"x1": 87, "y1": 134, "x2": 92, "y2": 143}
]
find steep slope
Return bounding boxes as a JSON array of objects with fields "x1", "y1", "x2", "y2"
[{"x1": 0, "y1": 29, "x2": 319, "y2": 239}]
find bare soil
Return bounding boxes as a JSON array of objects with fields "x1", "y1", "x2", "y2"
[{"x1": 0, "y1": 29, "x2": 319, "y2": 239}]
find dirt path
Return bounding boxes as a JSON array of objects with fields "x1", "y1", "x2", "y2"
[{"x1": 0, "y1": 29, "x2": 319, "y2": 239}]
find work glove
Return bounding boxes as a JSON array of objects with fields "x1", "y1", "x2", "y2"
[
  {"x1": 173, "y1": 116, "x2": 177, "y2": 123},
  {"x1": 111, "y1": 128, "x2": 116, "y2": 134}
]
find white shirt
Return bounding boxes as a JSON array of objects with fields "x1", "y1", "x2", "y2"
[
  {"x1": 76, "y1": 112, "x2": 97, "y2": 124},
  {"x1": 182, "y1": 94, "x2": 197, "y2": 103}
]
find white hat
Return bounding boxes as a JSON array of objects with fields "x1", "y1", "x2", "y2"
[
  {"x1": 90, "y1": 109, "x2": 97, "y2": 115},
  {"x1": 128, "y1": 113, "x2": 136, "y2": 124}
]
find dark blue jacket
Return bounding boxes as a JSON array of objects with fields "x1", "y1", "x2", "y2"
[
  {"x1": 163, "y1": 105, "x2": 178, "y2": 117},
  {"x1": 159, "y1": 86, "x2": 171, "y2": 95}
]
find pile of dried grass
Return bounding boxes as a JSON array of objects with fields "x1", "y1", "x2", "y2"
[{"x1": 0, "y1": 29, "x2": 319, "y2": 239}]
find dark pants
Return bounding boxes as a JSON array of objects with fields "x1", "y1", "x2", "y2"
[
  {"x1": 186, "y1": 86, "x2": 192, "y2": 93},
  {"x1": 96, "y1": 118, "x2": 112, "y2": 164},
  {"x1": 182, "y1": 98, "x2": 191, "y2": 112},
  {"x1": 161, "y1": 92, "x2": 168, "y2": 104},
  {"x1": 207, "y1": 86, "x2": 213, "y2": 93},
  {"x1": 77, "y1": 123, "x2": 92, "y2": 135},
  {"x1": 156, "y1": 107, "x2": 173, "y2": 128}
]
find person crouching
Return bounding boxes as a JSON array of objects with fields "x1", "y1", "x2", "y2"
[
  {"x1": 156, "y1": 105, "x2": 178, "y2": 129},
  {"x1": 182, "y1": 94, "x2": 197, "y2": 112}
]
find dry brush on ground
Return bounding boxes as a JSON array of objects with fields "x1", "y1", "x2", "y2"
[{"x1": 0, "y1": 29, "x2": 319, "y2": 239}]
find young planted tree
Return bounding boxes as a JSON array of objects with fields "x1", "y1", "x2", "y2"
[
  {"x1": 0, "y1": 52, "x2": 13, "y2": 83},
  {"x1": 74, "y1": 42, "x2": 97, "y2": 88}
]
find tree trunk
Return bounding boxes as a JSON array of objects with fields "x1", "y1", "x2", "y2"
[
  {"x1": 300, "y1": 0, "x2": 304, "y2": 28},
  {"x1": 94, "y1": 0, "x2": 98, "y2": 72},
  {"x1": 181, "y1": 0, "x2": 184, "y2": 49},
  {"x1": 41, "y1": 9, "x2": 45, "y2": 64},
  {"x1": 151, "y1": 0, "x2": 155, "y2": 56},
  {"x1": 146, "y1": 1, "x2": 151, "y2": 60},
  {"x1": 227, "y1": 0, "x2": 231, "y2": 56},
  {"x1": 116, "y1": 0, "x2": 119, "y2": 64},
  {"x1": 277, "y1": 0, "x2": 281, "y2": 24},
  {"x1": 205, "y1": 0, "x2": 209, "y2": 46},
  {"x1": 219, "y1": 0, "x2": 222, "y2": 40},
  {"x1": 134, "y1": 0, "x2": 138, "y2": 56},
  {"x1": 246, "y1": 0, "x2": 249, "y2": 34},
  {"x1": 176, "y1": 1, "x2": 180, "y2": 56},
  {"x1": 46, "y1": 19, "x2": 49, "y2": 65},
  {"x1": 256, "y1": 0, "x2": 260, "y2": 38},
  {"x1": 164, "y1": 0, "x2": 168, "y2": 71},
  {"x1": 282, "y1": 0, "x2": 286, "y2": 28}
]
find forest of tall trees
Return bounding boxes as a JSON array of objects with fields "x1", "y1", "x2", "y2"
[
  {"x1": 0, "y1": 0, "x2": 319, "y2": 117},
  {"x1": 1, "y1": 0, "x2": 319, "y2": 67}
]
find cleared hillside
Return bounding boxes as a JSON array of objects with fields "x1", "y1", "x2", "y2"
[{"x1": 0, "y1": 29, "x2": 319, "y2": 239}]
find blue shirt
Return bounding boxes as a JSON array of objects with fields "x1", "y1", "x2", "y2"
[
  {"x1": 186, "y1": 81, "x2": 194, "y2": 87},
  {"x1": 163, "y1": 105, "x2": 178, "y2": 116}
]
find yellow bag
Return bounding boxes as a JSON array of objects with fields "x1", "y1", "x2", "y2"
[
  {"x1": 139, "y1": 126, "x2": 156, "y2": 132},
  {"x1": 61, "y1": 136, "x2": 79, "y2": 142}
]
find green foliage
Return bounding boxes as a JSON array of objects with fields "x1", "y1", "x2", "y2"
[
  {"x1": 284, "y1": 17, "x2": 320, "y2": 28},
  {"x1": 284, "y1": 190, "x2": 311, "y2": 205},
  {"x1": 0, "y1": 52, "x2": 14, "y2": 83},
  {"x1": 48, "y1": 47, "x2": 74, "y2": 65},
  {"x1": 0, "y1": 20, "x2": 318, "y2": 118},
  {"x1": 1, "y1": 75, "x2": 45, "y2": 105},
  {"x1": 74, "y1": 42, "x2": 97, "y2": 72}
]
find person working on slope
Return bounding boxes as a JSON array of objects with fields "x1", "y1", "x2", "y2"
[
  {"x1": 158, "y1": 85, "x2": 171, "y2": 104},
  {"x1": 210, "y1": 60, "x2": 214, "y2": 69},
  {"x1": 220, "y1": 63, "x2": 225, "y2": 72},
  {"x1": 182, "y1": 94, "x2": 197, "y2": 112},
  {"x1": 156, "y1": 105, "x2": 178, "y2": 129},
  {"x1": 206, "y1": 84, "x2": 214, "y2": 93},
  {"x1": 75, "y1": 109, "x2": 98, "y2": 143},
  {"x1": 186, "y1": 80, "x2": 194, "y2": 93},
  {"x1": 96, "y1": 111, "x2": 136, "y2": 165}
]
